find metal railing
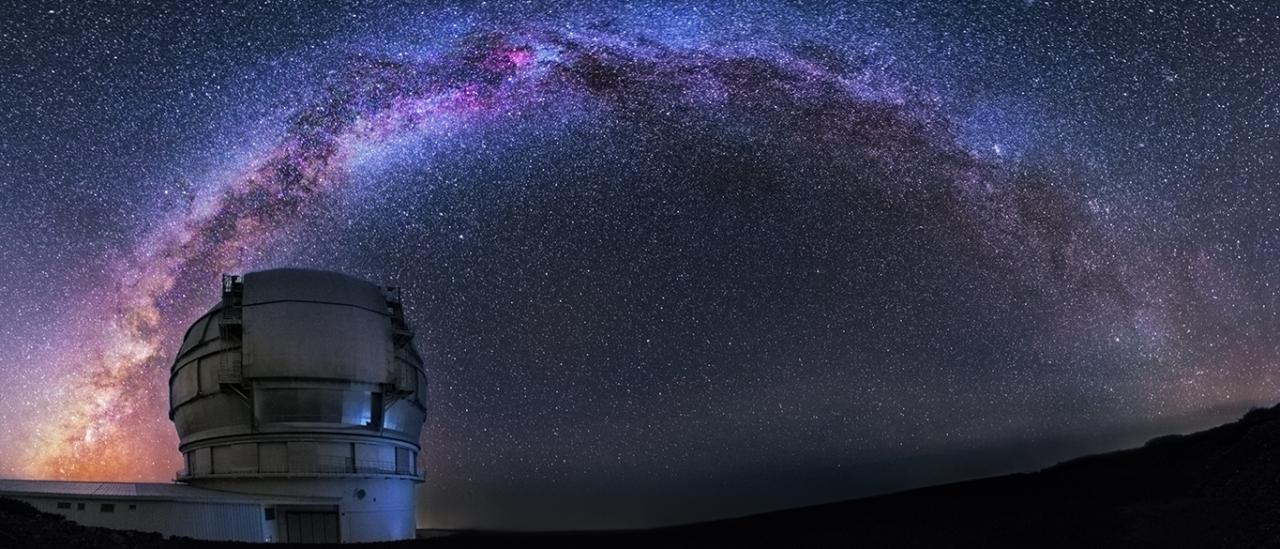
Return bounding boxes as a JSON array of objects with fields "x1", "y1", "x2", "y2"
[{"x1": 176, "y1": 455, "x2": 417, "y2": 480}]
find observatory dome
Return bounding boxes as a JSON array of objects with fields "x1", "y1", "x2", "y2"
[{"x1": 168, "y1": 268, "x2": 427, "y2": 542}]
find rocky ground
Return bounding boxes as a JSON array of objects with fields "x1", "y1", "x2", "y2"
[
  {"x1": 9, "y1": 403, "x2": 1280, "y2": 548},
  {"x1": 0, "y1": 497, "x2": 172, "y2": 549}
]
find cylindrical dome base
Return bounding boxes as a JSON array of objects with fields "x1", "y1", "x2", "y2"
[{"x1": 191, "y1": 477, "x2": 418, "y2": 542}]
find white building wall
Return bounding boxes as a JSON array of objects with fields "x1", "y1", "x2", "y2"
[
  {"x1": 14, "y1": 496, "x2": 268, "y2": 542},
  {"x1": 196, "y1": 477, "x2": 416, "y2": 542}
]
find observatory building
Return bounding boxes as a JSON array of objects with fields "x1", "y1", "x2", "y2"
[{"x1": 0, "y1": 269, "x2": 428, "y2": 543}]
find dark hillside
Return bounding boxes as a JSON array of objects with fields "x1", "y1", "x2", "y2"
[{"x1": 8, "y1": 404, "x2": 1280, "y2": 548}]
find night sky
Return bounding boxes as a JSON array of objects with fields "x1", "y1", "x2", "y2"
[{"x1": 2, "y1": 0, "x2": 1279, "y2": 530}]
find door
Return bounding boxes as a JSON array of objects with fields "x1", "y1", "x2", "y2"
[{"x1": 284, "y1": 511, "x2": 339, "y2": 543}]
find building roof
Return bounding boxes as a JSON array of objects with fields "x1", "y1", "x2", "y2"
[{"x1": 0, "y1": 479, "x2": 336, "y2": 505}]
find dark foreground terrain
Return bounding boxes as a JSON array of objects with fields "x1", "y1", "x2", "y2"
[{"x1": 10, "y1": 403, "x2": 1280, "y2": 548}]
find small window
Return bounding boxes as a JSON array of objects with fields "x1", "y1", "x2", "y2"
[
  {"x1": 264, "y1": 507, "x2": 276, "y2": 521},
  {"x1": 76, "y1": 503, "x2": 85, "y2": 510},
  {"x1": 56, "y1": 502, "x2": 71, "y2": 509},
  {"x1": 129, "y1": 504, "x2": 137, "y2": 510},
  {"x1": 100, "y1": 503, "x2": 115, "y2": 513}
]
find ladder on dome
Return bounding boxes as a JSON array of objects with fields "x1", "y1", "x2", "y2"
[
  {"x1": 383, "y1": 286, "x2": 417, "y2": 414},
  {"x1": 217, "y1": 274, "x2": 247, "y2": 395}
]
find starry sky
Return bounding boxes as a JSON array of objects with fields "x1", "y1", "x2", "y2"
[{"x1": 2, "y1": 0, "x2": 1279, "y2": 530}]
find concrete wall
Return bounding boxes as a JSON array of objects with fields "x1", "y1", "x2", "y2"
[
  {"x1": 12, "y1": 495, "x2": 269, "y2": 542},
  {"x1": 195, "y1": 477, "x2": 416, "y2": 542}
]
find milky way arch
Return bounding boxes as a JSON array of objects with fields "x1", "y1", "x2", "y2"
[{"x1": 25, "y1": 21, "x2": 1150, "y2": 480}]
